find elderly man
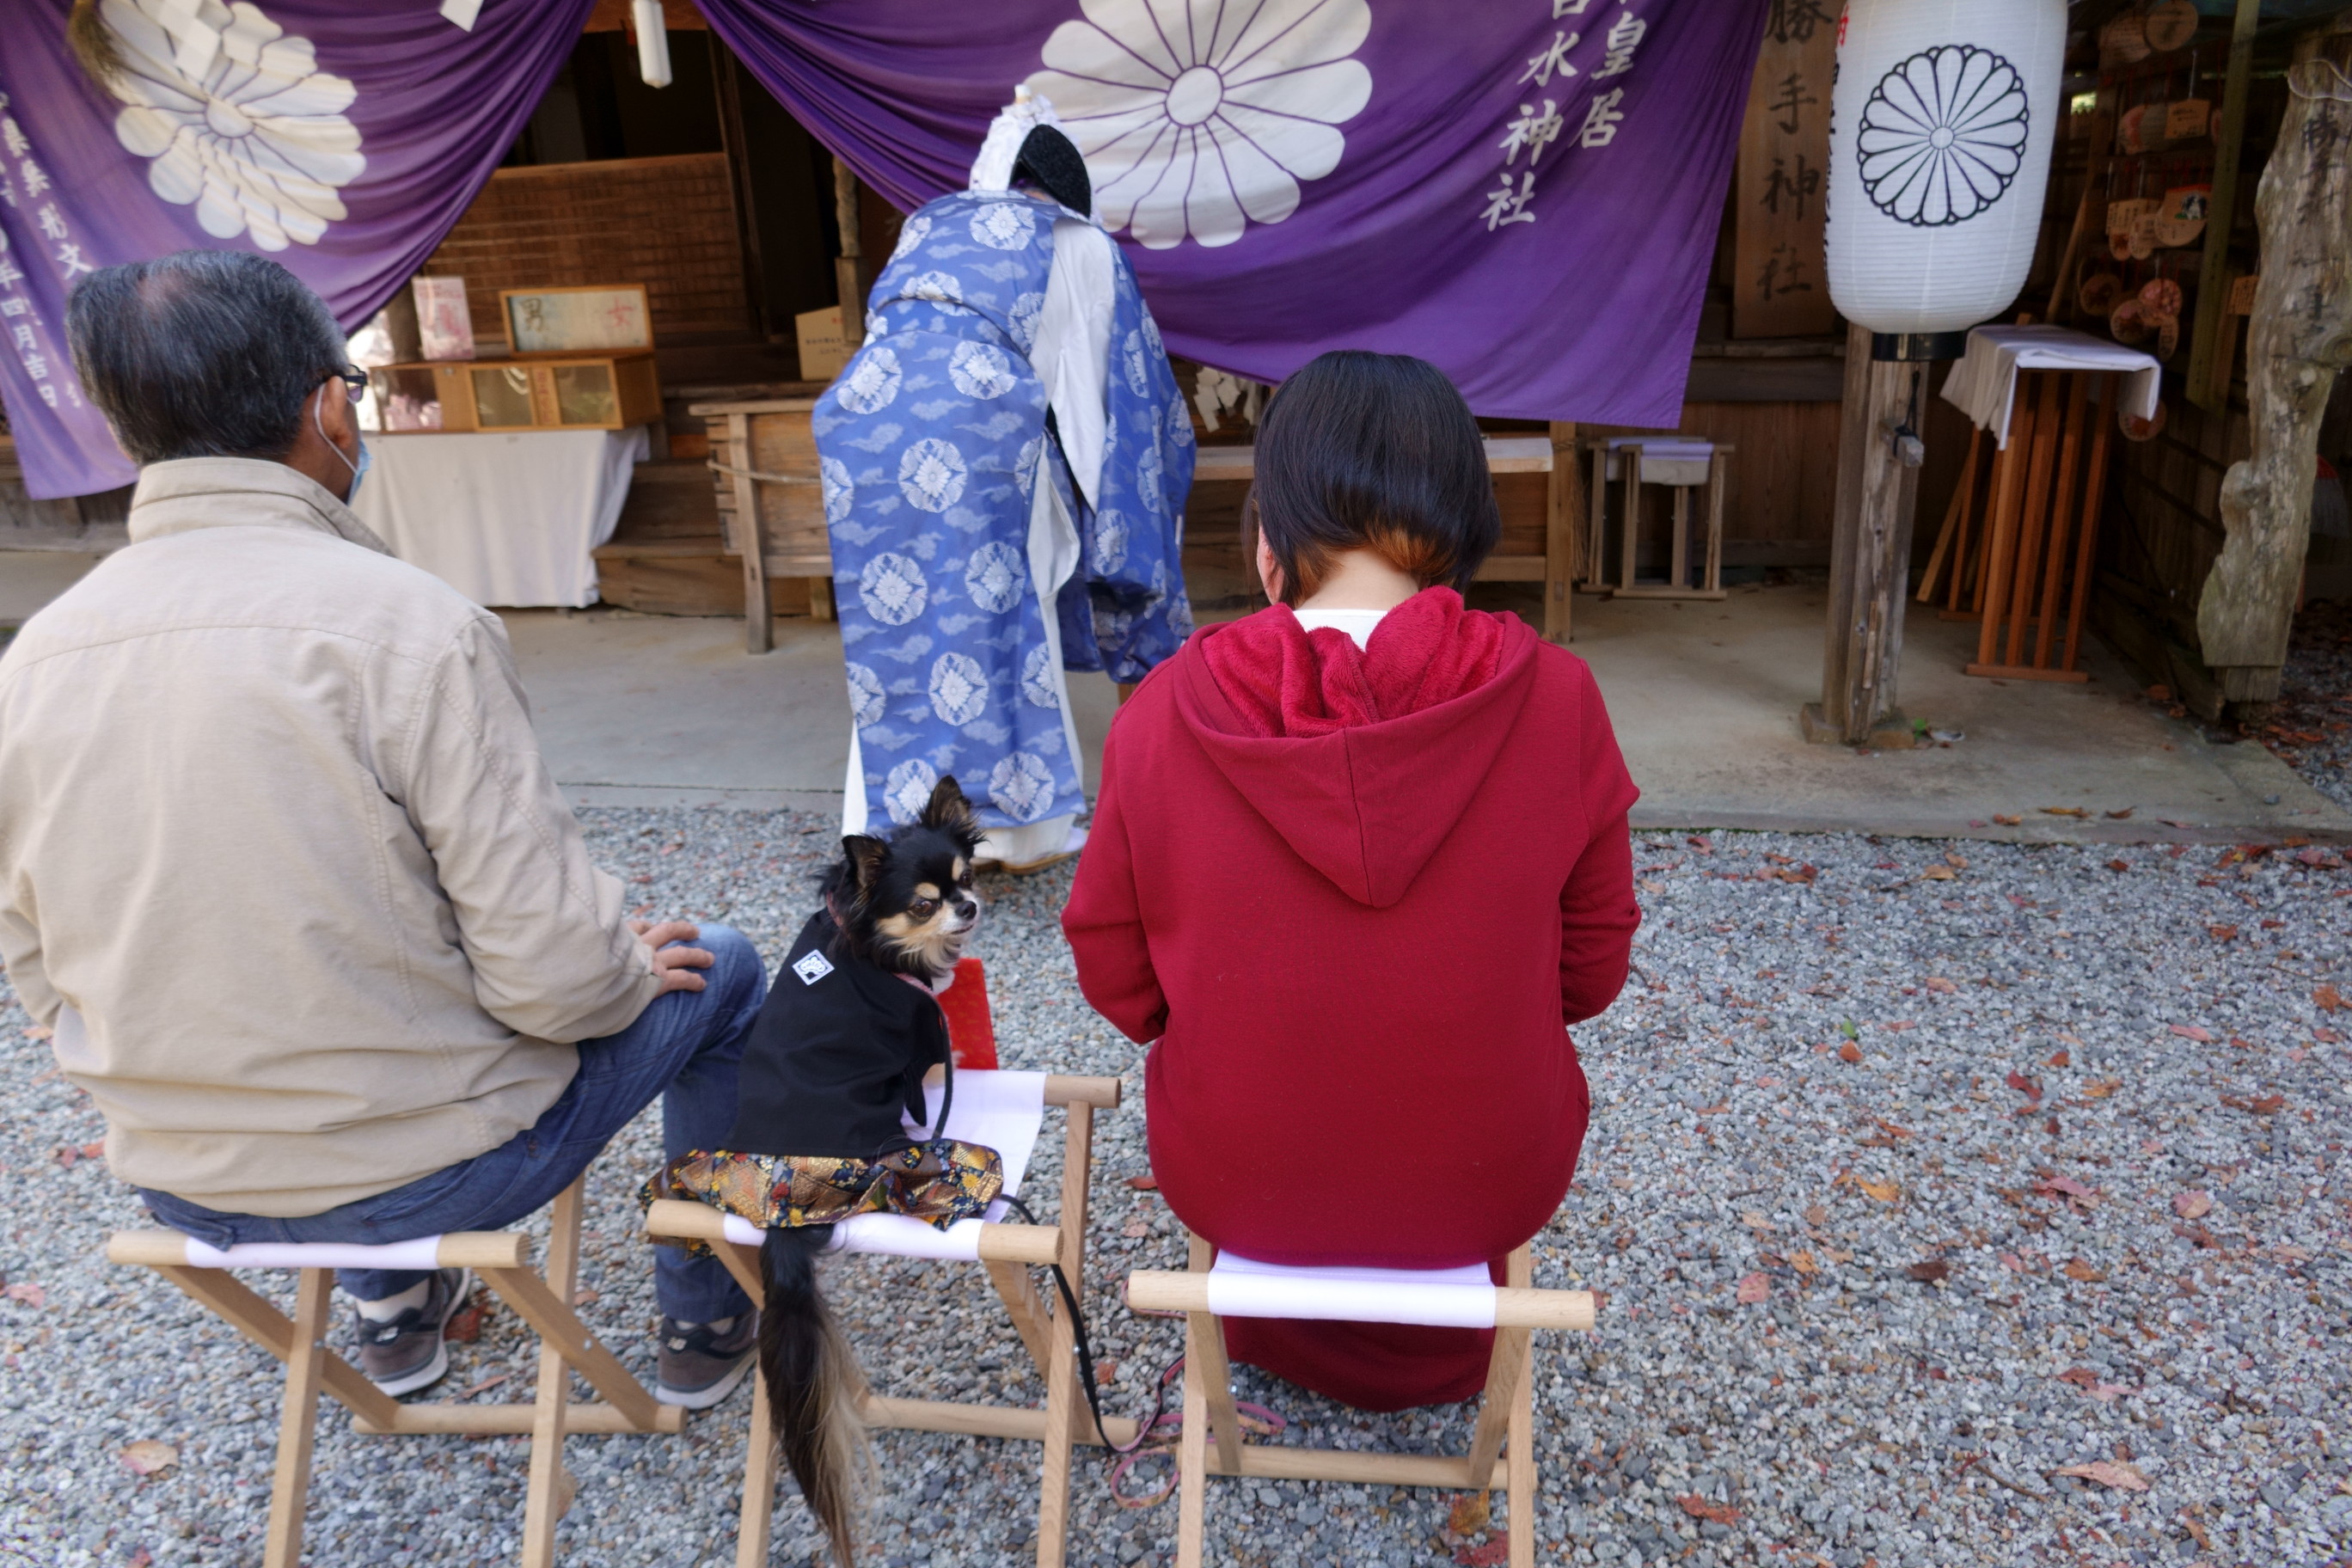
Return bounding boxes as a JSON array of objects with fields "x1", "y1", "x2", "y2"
[{"x1": 0, "y1": 250, "x2": 764, "y2": 1406}]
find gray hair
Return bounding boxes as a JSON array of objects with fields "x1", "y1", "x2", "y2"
[{"x1": 65, "y1": 250, "x2": 349, "y2": 466}]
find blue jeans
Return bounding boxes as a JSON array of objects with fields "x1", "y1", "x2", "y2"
[{"x1": 141, "y1": 927, "x2": 766, "y2": 1323}]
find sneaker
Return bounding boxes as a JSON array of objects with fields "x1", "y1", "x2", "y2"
[
  {"x1": 353, "y1": 1267, "x2": 472, "y2": 1397},
  {"x1": 656, "y1": 1313, "x2": 758, "y2": 1409}
]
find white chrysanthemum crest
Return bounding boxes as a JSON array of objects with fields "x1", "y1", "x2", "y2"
[{"x1": 101, "y1": 0, "x2": 366, "y2": 251}]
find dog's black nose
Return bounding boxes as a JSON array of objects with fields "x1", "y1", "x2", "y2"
[{"x1": 953, "y1": 899, "x2": 976, "y2": 919}]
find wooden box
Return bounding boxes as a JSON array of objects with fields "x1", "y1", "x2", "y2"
[
  {"x1": 373, "y1": 353, "x2": 660, "y2": 433},
  {"x1": 689, "y1": 396, "x2": 829, "y2": 652},
  {"x1": 499, "y1": 284, "x2": 653, "y2": 357}
]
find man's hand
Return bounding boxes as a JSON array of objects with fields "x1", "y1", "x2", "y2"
[{"x1": 631, "y1": 919, "x2": 713, "y2": 995}]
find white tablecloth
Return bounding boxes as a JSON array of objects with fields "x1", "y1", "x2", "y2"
[
  {"x1": 1939, "y1": 326, "x2": 2162, "y2": 450},
  {"x1": 351, "y1": 426, "x2": 646, "y2": 608}
]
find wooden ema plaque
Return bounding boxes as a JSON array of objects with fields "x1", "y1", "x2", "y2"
[{"x1": 1731, "y1": 0, "x2": 1839, "y2": 339}]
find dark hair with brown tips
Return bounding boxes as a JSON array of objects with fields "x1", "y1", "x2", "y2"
[{"x1": 1250, "y1": 350, "x2": 1500, "y2": 608}]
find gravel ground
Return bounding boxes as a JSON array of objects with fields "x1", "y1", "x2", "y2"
[
  {"x1": 2264, "y1": 598, "x2": 2352, "y2": 814},
  {"x1": 5, "y1": 806, "x2": 2351, "y2": 1568}
]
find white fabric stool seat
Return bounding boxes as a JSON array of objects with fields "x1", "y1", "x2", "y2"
[
  {"x1": 172, "y1": 1236, "x2": 450, "y2": 1271},
  {"x1": 1203, "y1": 1253, "x2": 1497, "y2": 1328}
]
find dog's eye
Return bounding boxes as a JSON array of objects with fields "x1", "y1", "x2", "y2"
[{"x1": 909, "y1": 897, "x2": 939, "y2": 917}]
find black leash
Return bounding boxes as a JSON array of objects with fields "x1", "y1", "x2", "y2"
[{"x1": 1001, "y1": 1195, "x2": 1172, "y2": 1456}]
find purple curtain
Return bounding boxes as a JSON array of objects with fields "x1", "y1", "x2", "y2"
[
  {"x1": 697, "y1": 0, "x2": 1767, "y2": 427},
  {"x1": 0, "y1": 0, "x2": 591, "y2": 499}
]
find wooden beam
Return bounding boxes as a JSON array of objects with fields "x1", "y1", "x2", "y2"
[
  {"x1": 2185, "y1": 0, "x2": 2265, "y2": 413},
  {"x1": 2193, "y1": 15, "x2": 2352, "y2": 703},
  {"x1": 834, "y1": 158, "x2": 867, "y2": 353},
  {"x1": 260, "y1": 1271, "x2": 331, "y2": 1568},
  {"x1": 1809, "y1": 323, "x2": 1923, "y2": 744},
  {"x1": 1544, "y1": 421, "x2": 1577, "y2": 643}
]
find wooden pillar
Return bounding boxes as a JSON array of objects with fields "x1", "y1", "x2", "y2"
[
  {"x1": 1804, "y1": 323, "x2": 1923, "y2": 745},
  {"x1": 833, "y1": 156, "x2": 866, "y2": 352},
  {"x1": 2185, "y1": 0, "x2": 2265, "y2": 413},
  {"x1": 1544, "y1": 420, "x2": 1578, "y2": 644},
  {"x1": 2194, "y1": 17, "x2": 2352, "y2": 707}
]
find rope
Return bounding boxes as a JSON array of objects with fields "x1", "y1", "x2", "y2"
[
  {"x1": 706, "y1": 459, "x2": 818, "y2": 486},
  {"x1": 2287, "y1": 58, "x2": 2352, "y2": 103}
]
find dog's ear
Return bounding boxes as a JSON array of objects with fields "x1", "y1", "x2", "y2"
[
  {"x1": 841, "y1": 835, "x2": 890, "y2": 891},
  {"x1": 922, "y1": 775, "x2": 981, "y2": 846}
]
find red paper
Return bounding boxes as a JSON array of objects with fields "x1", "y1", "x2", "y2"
[{"x1": 936, "y1": 956, "x2": 998, "y2": 1069}]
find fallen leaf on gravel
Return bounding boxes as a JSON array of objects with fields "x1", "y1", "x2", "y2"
[
  {"x1": 1679, "y1": 1495, "x2": 1742, "y2": 1526},
  {"x1": 2055, "y1": 1461, "x2": 2148, "y2": 1491},
  {"x1": 1999, "y1": 1252, "x2": 2029, "y2": 1272},
  {"x1": 2005, "y1": 1070, "x2": 2043, "y2": 1102},
  {"x1": 1925, "y1": 977, "x2": 1958, "y2": 994},
  {"x1": 1736, "y1": 1273, "x2": 1770, "y2": 1304},
  {"x1": 2055, "y1": 1367, "x2": 2101, "y2": 1389},
  {"x1": 1123, "y1": 1221, "x2": 1150, "y2": 1238},
  {"x1": 2170, "y1": 1024, "x2": 2214, "y2": 1042},
  {"x1": 1122, "y1": 1174, "x2": 1160, "y2": 1191},
  {"x1": 1945, "y1": 852, "x2": 1969, "y2": 869},
  {"x1": 119, "y1": 1440, "x2": 177, "y2": 1476},
  {"x1": 2043, "y1": 806, "x2": 2089, "y2": 818},
  {"x1": 2062, "y1": 1259, "x2": 2107, "y2": 1283},
  {"x1": 1741, "y1": 1211, "x2": 1773, "y2": 1231},
  {"x1": 2045, "y1": 1048, "x2": 2070, "y2": 1067},
  {"x1": 1804, "y1": 1204, "x2": 1828, "y2": 1226},
  {"x1": 1854, "y1": 1178, "x2": 1901, "y2": 1204},
  {"x1": 1837, "y1": 1041, "x2": 1863, "y2": 1063},
  {"x1": 2208, "y1": 925, "x2": 2239, "y2": 941},
  {"x1": 1448, "y1": 1494, "x2": 1491, "y2": 1536},
  {"x1": 2317, "y1": 984, "x2": 2345, "y2": 1014},
  {"x1": 459, "y1": 1372, "x2": 508, "y2": 1398},
  {"x1": 2107, "y1": 859, "x2": 2132, "y2": 873},
  {"x1": 1994, "y1": 814, "x2": 2023, "y2": 825},
  {"x1": 1920, "y1": 866, "x2": 1957, "y2": 880},
  {"x1": 1908, "y1": 1259, "x2": 1951, "y2": 1283},
  {"x1": 1452, "y1": 1538, "x2": 1510, "y2": 1567},
  {"x1": 444, "y1": 1297, "x2": 487, "y2": 1344},
  {"x1": 2034, "y1": 1175, "x2": 2102, "y2": 1210},
  {"x1": 2221, "y1": 1093, "x2": 2287, "y2": 1116},
  {"x1": 3, "y1": 1283, "x2": 45, "y2": 1308},
  {"x1": 2083, "y1": 1078, "x2": 2122, "y2": 1098},
  {"x1": 2105, "y1": 808, "x2": 2135, "y2": 820},
  {"x1": 2173, "y1": 1191, "x2": 2214, "y2": 1219},
  {"x1": 1790, "y1": 1251, "x2": 1819, "y2": 1276}
]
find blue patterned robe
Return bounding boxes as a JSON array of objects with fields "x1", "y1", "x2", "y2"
[{"x1": 819, "y1": 189, "x2": 1193, "y2": 831}]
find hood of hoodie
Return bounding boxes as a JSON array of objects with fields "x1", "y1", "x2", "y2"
[{"x1": 1170, "y1": 586, "x2": 1540, "y2": 909}]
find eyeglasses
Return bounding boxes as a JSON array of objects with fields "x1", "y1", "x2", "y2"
[{"x1": 322, "y1": 365, "x2": 368, "y2": 405}]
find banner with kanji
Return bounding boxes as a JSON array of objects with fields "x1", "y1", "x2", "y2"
[{"x1": 0, "y1": 0, "x2": 588, "y2": 499}]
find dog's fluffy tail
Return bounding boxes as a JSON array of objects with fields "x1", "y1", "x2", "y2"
[{"x1": 759, "y1": 1225, "x2": 872, "y2": 1565}]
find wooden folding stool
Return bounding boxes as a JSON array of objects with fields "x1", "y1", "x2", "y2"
[
  {"x1": 1128, "y1": 1237, "x2": 1597, "y2": 1568},
  {"x1": 107, "y1": 1176, "x2": 683, "y2": 1568},
  {"x1": 644, "y1": 1069, "x2": 1127, "y2": 1568}
]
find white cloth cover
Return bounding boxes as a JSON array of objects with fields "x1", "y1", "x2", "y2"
[
  {"x1": 176, "y1": 1236, "x2": 448, "y2": 1271},
  {"x1": 1939, "y1": 325, "x2": 2162, "y2": 449},
  {"x1": 1204, "y1": 1252, "x2": 1500, "y2": 1329},
  {"x1": 718, "y1": 1069, "x2": 1051, "y2": 1260},
  {"x1": 350, "y1": 426, "x2": 646, "y2": 608},
  {"x1": 1826, "y1": 0, "x2": 2067, "y2": 334}
]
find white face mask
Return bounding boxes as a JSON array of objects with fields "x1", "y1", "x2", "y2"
[{"x1": 314, "y1": 383, "x2": 370, "y2": 501}]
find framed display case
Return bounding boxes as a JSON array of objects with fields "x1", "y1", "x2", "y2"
[
  {"x1": 370, "y1": 352, "x2": 660, "y2": 433},
  {"x1": 499, "y1": 284, "x2": 653, "y2": 357}
]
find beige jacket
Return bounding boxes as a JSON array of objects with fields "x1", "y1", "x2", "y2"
[{"x1": 0, "y1": 459, "x2": 659, "y2": 1216}]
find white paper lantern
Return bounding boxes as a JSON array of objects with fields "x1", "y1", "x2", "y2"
[{"x1": 1826, "y1": 0, "x2": 2067, "y2": 352}]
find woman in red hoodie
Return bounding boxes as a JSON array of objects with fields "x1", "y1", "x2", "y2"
[{"x1": 1064, "y1": 351, "x2": 1640, "y2": 1412}]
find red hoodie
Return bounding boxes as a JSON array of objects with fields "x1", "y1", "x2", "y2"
[{"x1": 1064, "y1": 587, "x2": 1639, "y2": 1409}]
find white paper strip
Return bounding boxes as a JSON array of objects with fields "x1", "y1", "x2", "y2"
[
  {"x1": 179, "y1": 1235, "x2": 447, "y2": 1272},
  {"x1": 1204, "y1": 1253, "x2": 1499, "y2": 1329},
  {"x1": 439, "y1": 0, "x2": 485, "y2": 30}
]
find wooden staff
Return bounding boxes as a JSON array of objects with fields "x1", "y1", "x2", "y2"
[
  {"x1": 1973, "y1": 374, "x2": 2038, "y2": 667},
  {"x1": 2000, "y1": 371, "x2": 2067, "y2": 670},
  {"x1": 1916, "y1": 424, "x2": 1982, "y2": 605},
  {"x1": 2032, "y1": 373, "x2": 2092, "y2": 669},
  {"x1": 2061, "y1": 373, "x2": 2118, "y2": 672}
]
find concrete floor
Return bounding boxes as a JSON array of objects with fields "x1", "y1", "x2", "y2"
[
  {"x1": 1554, "y1": 581, "x2": 2347, "y2": 843},
  {"x1": 5, "y1": 548, "x2": 2342, "y2": 842}
]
